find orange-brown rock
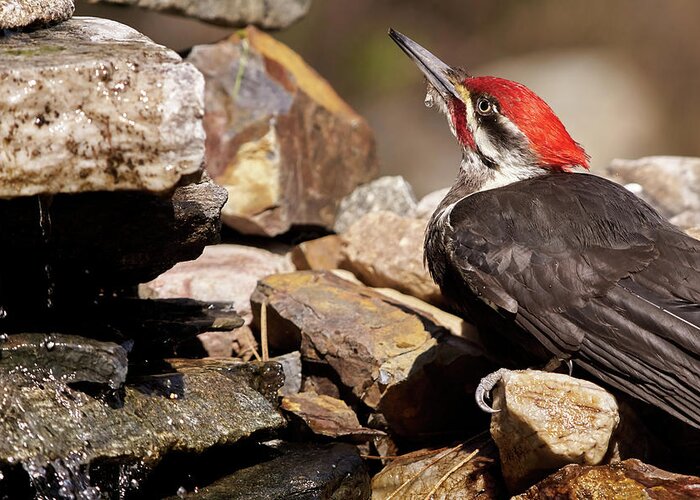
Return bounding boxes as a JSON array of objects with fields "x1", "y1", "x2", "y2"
[
  {"x1": 187, "y1": 27, "x2": 378, "y2": 236},
  {"x1": 514, "y1": 459, "x2": 700, "y2": 499},
  {"x1": 251, "y1": 271, "x2": 494, "y2": 437},
  {"x1": 291, "y1": 235, "x2": 345, "y2": 271}
]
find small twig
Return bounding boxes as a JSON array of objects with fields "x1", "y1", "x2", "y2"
[
  {"x1": 385, "y1": 444, "x2": 462, "y2": 500},
  {"x1": 260, "y1": 300, "x2": 269, "y2": 362},
  {"x1": 360, "y1": 454, "x2": 405, "y2": 460},
  {"x1": 231, "y1": 38, "x2": 249, "y2": 101},
  {"x1": 423, "y1": 448, "x2": 479, "y2": 500}
]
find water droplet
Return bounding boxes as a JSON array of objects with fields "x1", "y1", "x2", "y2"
[
  {"x1": 0, "y1": 334, "x2": 7, "y2": 342},
  {"x1": 177, "y1": 486, "x2": 187, "y2": 497},
  {"x1": 45, "y1": 340, "x2": 55, "y2": 350},
  {"x1": 424, "y1": 92, "x2": 435, "y2": 108},
  {"x1": 0, "y1": 307, "x2": 7, "y2": 319}
]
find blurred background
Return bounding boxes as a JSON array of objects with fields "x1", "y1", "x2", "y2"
[{"x1": 76, "y1": 0, "x2": 700, "y2": 197}]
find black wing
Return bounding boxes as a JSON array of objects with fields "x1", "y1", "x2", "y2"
[{"x1": 447, "y1": 173, "x2": 700, "y2": 427}]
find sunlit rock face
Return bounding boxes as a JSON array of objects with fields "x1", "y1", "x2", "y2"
[
  {"x1": 187, "y1": 27, "x2": 378, "y2": 236},
  {"x1": 0, "y1": 0, "x2": 74, "y2": 30},
  {"x1": 85, "y1": 0, "x2": 311, "y2": 29},
  {"x1": 0, "y1": 17, "x2": 205, "y2": 197}
]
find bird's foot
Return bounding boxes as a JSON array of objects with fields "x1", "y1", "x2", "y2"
[
  {"x1": 542, "y1": 357, "x2": 573, "y2": 376},
  {"x1": 475, "y1": 368, "x2": 510, "y2": 413}
]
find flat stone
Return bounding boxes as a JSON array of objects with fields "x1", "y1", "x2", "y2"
[
  {"x1": 291, "y1": 235, "x2": 345, "y2": 271},
  {"x1": 340, "y1": 211, "x2": 443, "y2": 304},
  {"x1": 251, "y1": 271, "x2": 493, "y2": 437},
  {"x1": 606, "y1": 156, "x2": 700, "y2": 228},
  {"x1": 86, "y1": 0, "x2": 311, "y2": 29},
  {"x1": 170, "y1": 442, "x2": 370, "y2": 499},
  {"x1": 514, "y1": 459, "x2": 700, "y2": 499},
  {"x1": 490, "y1": 370, "x2": 620, "y2": 493},
  {"x1": 0, "y1": 17, "x2": 205, "y2": 197},
  {"x1": 372, "y1": 438, "x2": 504, "y2": 499},
  {"x1": 139, "y1": 244, "x2": 293, "y2": 323},
  {"x1": 0, "y1": 174, "x2": 226, "y2": 312},
  {"x1": 0, "y1": 0, "x2": 74, "y2": 29},
  {"x1": 334, "y1": 176, "x2": 417, "y2": 233},
  {"x1": 0, "y1": 359, "x2": 285, "y2": 496},
  {"x1": 0, "y1": 333, "x2": 127, "y2": 389},
  {"x1": 282, "y1": 391, "x2": 383, "y2": 440},
  {"x1": 187, "y1": 27, "x2": 378, "y2": 236}
]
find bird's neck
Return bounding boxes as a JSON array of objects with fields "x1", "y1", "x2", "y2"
[{"x1": 432, "y1": 149, "x2": 545, "y2": 223}]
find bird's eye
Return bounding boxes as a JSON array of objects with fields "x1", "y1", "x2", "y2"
[{"x1": 476, "y1": 98, "x2": 493, "y2": 116}]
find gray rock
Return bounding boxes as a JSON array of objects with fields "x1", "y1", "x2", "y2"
[
  {"x1": 85, "y1": 0, "x2": 311, "y2": 29},
  {"x1": 0, "y1": 0, "x2": 74, "y2": 29},
  {"x1": 0, "y1": 333, "x2": 127, "y2": 389},
  {"x1": 334, "y1": 176, "x2": 417, "y2": 233},
  {"x1": 170, "y1": 442, "x2": 370, "y2": 499},
  {"x1": 272, "y1": 351, "x2": 302, "y2": 396},
  {"x1": 0, "y1": 174, "x2": 226, "y2": 312},
  {"x1": 0, "y1": 359, "x2": 285, "y2": 496},
  {"x1": 607, "y1": 156, "x2": 700, "y2": 228},
  {"x1": 414, "y1": 187, "x2": 449, "y2": 220},
  {"x1": 0, "y1": 17, "x2": 205, "y2": 197}
]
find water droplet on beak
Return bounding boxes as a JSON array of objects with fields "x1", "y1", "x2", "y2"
[{"x1": 424, "y1": 92, "x2": 434, "y2": 108}]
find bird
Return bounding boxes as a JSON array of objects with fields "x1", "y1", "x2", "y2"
[{"x1": 389, "y1": 28, "x2": 700, "y2": 429}]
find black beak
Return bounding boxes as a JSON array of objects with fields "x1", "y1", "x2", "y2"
[{"x1": 389, "y1": 28, "x2": 460, "y2": 101}]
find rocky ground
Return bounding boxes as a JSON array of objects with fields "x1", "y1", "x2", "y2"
[{"x1": 1, "y1": 2, "x2": 699, "y2": 499}]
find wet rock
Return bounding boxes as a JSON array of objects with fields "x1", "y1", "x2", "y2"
[
  {"x1": 87, "y1": 0, "x2": 311, "y2": 29},
  {"x1": 291, "y1": 235, "x2": 345, "y2": 271},
  {"x1": 170, "y1": 442, "x2": 370, "y2": 499},
  {"x1": 282, "y1": 391, "x2": 383, "y2": 440},
  {"x1": 0, "y1": 333, "x2": 127, "y2": 389},
  {"x1": 187, "y1": 27, "x2": 378, "y2": 236},
  {"x1": 340, "y1": 211, "x2": 443, "y2": 304},
  {"x1": 0, "y1": 359, "x2": 285, "y2": 495},
  {"x1": 514, "y1": 459, "x2": 700, "y2": 499},
  {"x1": 372, "y1": 439, "x2": 504, "y2": 499},
  {"x1": 272, "y1": 351, "x2": 301, "y2": 396},
  {"x1": 140, "y1": 244, "x2": 293, "y2": 323},
  {"x1": 251, "y1": 271, "x2": 493, "y2": 437},
  {"x1": 0, "y1": 0, "x2": 74, "y2": 30},
  {"x1": 0, "y1": 17, "x2": 205, "y2": 197},
  {"x1": 490, "y1": 370, "x2": 620, "y2": 493},
  {"x1": 607, "y1": 156, "x2": 700, "y2": 228},
  {"x1": 334, "y1": 176, "x2": 417, "y2": 233},
  {"x1": 415, "y1": 187, "x2": 449, "y2": 220},
  {"x1": 0, "y1": 174, "x2": 226, "y2": 312}
]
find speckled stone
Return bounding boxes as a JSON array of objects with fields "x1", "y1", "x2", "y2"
[
  {"x1": 0, "y1": 17, "x2": 205, "y2": 197},
  {"x1": 86, "y1": 0, "x2": 311, "y2": 29},
  {"x1": 0, "y1": 0, "x2": 74, "y2": 30}
]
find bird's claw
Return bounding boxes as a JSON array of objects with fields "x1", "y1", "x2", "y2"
[{"x1": 475, "y1": 368, "x2": 510, "y2": 414}]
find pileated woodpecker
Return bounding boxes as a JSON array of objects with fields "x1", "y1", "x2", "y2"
[{"x1": 390, "y1": 29, "x2": 700, "y2": 429}]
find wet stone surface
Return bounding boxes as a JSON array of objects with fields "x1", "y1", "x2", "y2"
[
  {"x1": 0, "y1": 0, "x2": 74, "y2": 30},
  {"x1": 0, "y1": 17, "x2": 205, "y2": 197},
  {"x1": 86, "y1": 0, "x2": 311, "y2": 29},
  {"x1": 0, "y1": 359, "x2": 285, "y2": 498}
]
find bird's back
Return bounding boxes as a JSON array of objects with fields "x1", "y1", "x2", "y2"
[{"x1": 425, "y1": 172, "x2": 700, "y2": 428}]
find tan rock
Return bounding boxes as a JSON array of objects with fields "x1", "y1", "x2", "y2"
[
  {"x1": 340, "y1": 211, "x2": 443, "y2": 304},
  {"x1": 251, "y1": 270, "x2": 492, "y2": 437},
  {"x1": 187, "y1": 27, "x2": 378, "y2": 236},
  {"x1": 514, "y1": 459, "x2": 700, "y2": 499},
  {"x1": 282, "y1": 391, "x2": 383, "y2": 440},
  {"x1": 291, "y1": 235, "x2": 345, "y2": 271},
  {"x1": 686, "y1": 227, "x2": 700, "y2": 240},
  {"x1": 490, "y1": 370, "x2": 620, "y2": 492},
  {"x1": 1, "y1": 0, "x2": 74, "y2": 29}
]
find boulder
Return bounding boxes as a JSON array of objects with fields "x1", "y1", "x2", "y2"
[
  {"x1": 291, "y1": 235, "x2": 345, "y2": 271},
  {"x1": 169, "y1": 442, "x2": 370, "y2": 499},
  {"x1": 187, "y1": 27, "x2": 378, "y2": 236},
  {"x1": 251, "y1": 271, "x2": 493, "y2": 437},
  {"x1": 514, "y1": 459, "x2": 700, "y2": 499},
  {"x1": 0, "y1": 0, "x2": 74, "y2": 30},
  {"x1": 0, "y1": 359, "x2": 285, "y2": 497},
  {"x1": 140, "y1": 244, "x2": 293, "y2": 323},
  {"x1": 340, "y1": 211, "x2": 443, "y2": 304},
  {"x1": 489, "y1": 370, "x2": 620, "y2": 492},
  {"x1": 0, "y1": 17, "x2": 205, "y2": 197},
  {"x1": 334, "y1": 176, "x2": 417, "y2": 233},
  {"x1": 606, "y1": 156, "x2": 700, "y2": 228},
  {"x1": 86, "y1": 0, "x2": 311, "y2": 29}
]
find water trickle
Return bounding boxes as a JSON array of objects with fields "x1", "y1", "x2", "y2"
[
  {"x1": 24, "y1": 454, "x2": 101, "y2": 500},
  {"x1": 37, "y1": 195, "x2": 55, "y2": 310}
]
